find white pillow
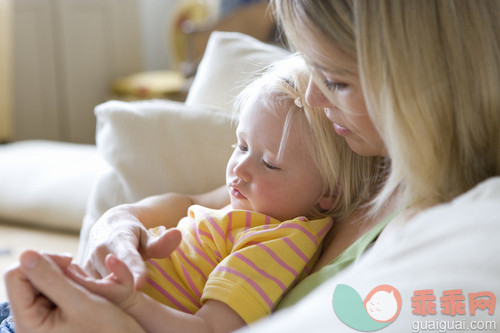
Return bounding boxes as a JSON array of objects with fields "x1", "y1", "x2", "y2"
[
  {"x1": 78, "y1": 100, "x2": 236, "y2": 259},
  {"x1": 186, "y1": 31, "x2": 291, "y2": 111},
  {"x1": 0, "y1": 140, "x2": 108, "y2": 232}
]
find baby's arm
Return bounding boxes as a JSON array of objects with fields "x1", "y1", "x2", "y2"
[{"x1": 67, "y1": 255, "x2": 246, "y2": 333}]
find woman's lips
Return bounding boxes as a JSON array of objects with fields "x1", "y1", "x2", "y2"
[
  {"x1": 333, "y1": 122, "x2": 352, "y2": 136},
  {"x1": 324, "y1": 109, "x2": 352, "y2": 136}
]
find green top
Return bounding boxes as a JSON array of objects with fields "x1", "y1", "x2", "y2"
[{"x1": 276, "y1": 212, "x2": 396, "y2": 310}]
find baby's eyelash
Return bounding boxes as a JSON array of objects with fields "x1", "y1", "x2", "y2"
[
  {"x1": 263, "y1": 160, "x2": 280, "y2": 170},
  {"x1": 232, "y1": 143, "x2": 248, "y2": 152}
]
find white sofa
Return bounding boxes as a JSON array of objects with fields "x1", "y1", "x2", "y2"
[{"x1": 0, "y1": 31, "x2": 290, "y2": 254}]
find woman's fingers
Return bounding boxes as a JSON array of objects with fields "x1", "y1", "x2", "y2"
[
  {"x1": 44, "y1": 252, "x2": 73, "y2": 269},
  {"x1": 5, "y1": 251, "x2": 88, "y2": 332},
  {"x1": 82, "y1": 224, "x2": 181, "y2": 289},
  {"x1": 19, "y1": 251, "x2": 87, "y2": 307},
  {"x1": 4, "y1": 260, "x2": 50, "y2": 330},
  {"x1": 83, "y1": 222, "x2": 147, "y2": 285},
  {"x1": 5, "y1": 251, "x2": 147, "y2": 333}
]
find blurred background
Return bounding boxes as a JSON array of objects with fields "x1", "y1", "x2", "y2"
[
  {"x1": 0, "y1": 0, "x2": 280, "y2": 302},
  {"x1": 0, "y1": 0, "x2": 277, "y2": 144}
]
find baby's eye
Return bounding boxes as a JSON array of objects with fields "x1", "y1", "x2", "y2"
[
  {"x1": 231, "y1": 143, "x2": 248, "y2": 152},
  {"x1": 263, "y1": 160, "x2": 280, "y2": 170}
]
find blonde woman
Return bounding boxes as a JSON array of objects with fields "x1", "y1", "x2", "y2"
[
  {"x1": 240, "y1": 0, "x2": 500, "y2": 331},
  {"x1": 4, "y1": 1, "x2": 499, "y2": 332}
]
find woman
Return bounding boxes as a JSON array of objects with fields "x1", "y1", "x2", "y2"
[
  {"x1": 4, "y1": 1, "x2": 499, "y2": 332},
  {"x1": 240, "y1": 1, "x2": 500, "y2": 331}
]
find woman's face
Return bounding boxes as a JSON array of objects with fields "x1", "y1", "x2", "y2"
[{"x1": 304, "y1": 44, "x2": 387, "y2": 157}]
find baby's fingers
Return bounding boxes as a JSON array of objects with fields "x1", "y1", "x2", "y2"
[
  {"x1": 105, "y1": 254, "x2": 134, "y2": 289},
  {"x1": 65, "y1": 264, "x2": 108, "y2": 295}
]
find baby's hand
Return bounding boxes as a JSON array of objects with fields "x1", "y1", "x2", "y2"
[{"x1": 65, "y1": 254, "x2": 140, "y2": 311}]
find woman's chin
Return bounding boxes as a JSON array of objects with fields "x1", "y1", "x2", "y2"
[{"x1": 345, "y1": 137, "x2": 386, "y2": 157}]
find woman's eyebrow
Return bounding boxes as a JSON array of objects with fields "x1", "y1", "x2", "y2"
[{"x1": 309, "y1": 61, "x2": 356, "y2": 77}]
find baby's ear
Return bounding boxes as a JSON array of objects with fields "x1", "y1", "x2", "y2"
[{"x1": 317, "y1": 194, "x2": 336, "y2": 212}]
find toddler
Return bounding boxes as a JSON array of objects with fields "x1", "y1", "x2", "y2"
[{"x1": 66, "y1": 54, "x2": 384, "y2": 333}]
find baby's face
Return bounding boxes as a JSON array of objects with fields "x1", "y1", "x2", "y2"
[{"x1": 226, "y1": 95, "x2": 325, "y2": 221}]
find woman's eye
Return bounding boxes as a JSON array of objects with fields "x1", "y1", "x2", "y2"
[
  {"x1": 324, "y1": 79, "x2": 348, "y2": 91},
  {"x1": 263, "y1": 160, "x2": 280, "y2": 170}
]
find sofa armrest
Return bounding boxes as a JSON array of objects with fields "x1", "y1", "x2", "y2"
[{"x1": 0, "y1": 140, "x2": 109, "y2": 232}]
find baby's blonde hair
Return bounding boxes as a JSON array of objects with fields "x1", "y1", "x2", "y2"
[{"x1": 234, "y1": 54, "x2": 385, "y2": 221}]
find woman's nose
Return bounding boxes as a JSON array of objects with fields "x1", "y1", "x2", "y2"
[{"x1": 306, "y1": 78, "x2": 332, "y2": 108}]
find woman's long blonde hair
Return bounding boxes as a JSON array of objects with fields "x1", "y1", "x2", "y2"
[
  {"x1": 272, "y1": 0, "x2": 500, "y2": 210},
  {"x1": 234, "y1": 54, "x2": 385, "y2": 221},
  {"x1": 356, "y1": 0, "x2": 500, "y2": 209}
]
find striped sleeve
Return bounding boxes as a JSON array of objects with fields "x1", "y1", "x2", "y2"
[{"x1": 201, "y1": 213, "x2": 333, "y2": 324}]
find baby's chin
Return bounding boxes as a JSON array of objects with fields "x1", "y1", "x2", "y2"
[{"x1": 230, "y1": 200, "x2": 252, "y2": 212}]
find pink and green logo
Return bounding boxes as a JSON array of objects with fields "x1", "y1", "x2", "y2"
[{"x1": 332, "y1": 284, "x2": 402, "y2": 331}]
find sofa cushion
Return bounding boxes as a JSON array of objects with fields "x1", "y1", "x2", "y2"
[
  {"x1": 185, "y1": 31, "x2": 290, "y2": 112},
  {"x1": 0, "y1": 140, "x2": 108, "y2": 232},
  {"x1": 78, "y1": 100, "x2": 236, "y2": 258}
]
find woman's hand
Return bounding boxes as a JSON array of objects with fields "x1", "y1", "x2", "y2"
[
  {"x1": 81, "y1": 188, "x2": 228, "y2": 288},
  {"x1": 82, "y1": 210, "x2": 182, "y2": 288},
  {"x1": 4, "y1": 250, "x2": 146, "y2": 333}
]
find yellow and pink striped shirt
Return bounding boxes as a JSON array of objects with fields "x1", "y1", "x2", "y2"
[{"x1": 142, "y1": 205, "x2": 333, "y2": 323}]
